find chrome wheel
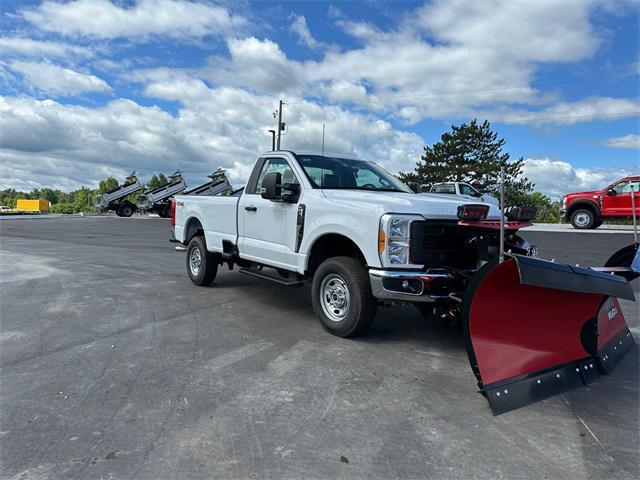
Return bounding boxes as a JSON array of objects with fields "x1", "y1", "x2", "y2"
[
  {"x1": 320, "y1": 273, "x2": 350, "y2": 322},
  {"x1": 189, "y1": 247, "x2": 202, "y2": 276},
  {"x1": 573, "y1": 212, "x2": 590, "y2": 227}
]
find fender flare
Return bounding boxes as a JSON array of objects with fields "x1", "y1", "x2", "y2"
[
  {"x1": 567, "y1": 199, "x2": 601, "y2": 219},
  {"x1": 184, "y1": 216, "x2": 205, "y2": 243}
]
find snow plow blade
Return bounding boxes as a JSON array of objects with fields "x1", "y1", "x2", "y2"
[{"x1": 463, "y1": 255, "x2": 636, "y2": 415}]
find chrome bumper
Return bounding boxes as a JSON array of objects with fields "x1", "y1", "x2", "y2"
[{"x1": 368, "y1": 269, "x2": 456, "y2": 303}]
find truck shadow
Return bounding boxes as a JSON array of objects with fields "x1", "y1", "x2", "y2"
[{"x1": 214, "y1": 271, "x2": 467, "y2": 349}]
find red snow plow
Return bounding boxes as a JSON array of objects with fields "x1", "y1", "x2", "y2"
[{"x1": 463, "y1": 244, "x2": 638, "y2": 415}]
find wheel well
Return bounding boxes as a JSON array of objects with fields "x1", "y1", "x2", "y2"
[
  {"x1": 568, "y1": 201, "x2": 600, "y2": 218},
  {"x1": 306, "y1": 234, "x2": 366, "y2": 275},
  {"x1": 185, "y1": 217, "x2": 204, "y2": 243}
]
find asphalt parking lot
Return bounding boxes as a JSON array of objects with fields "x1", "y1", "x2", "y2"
[{"x1": 0, "y1": 217, "x2": 638, "y2": 480}]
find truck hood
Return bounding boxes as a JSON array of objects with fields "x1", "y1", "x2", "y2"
[
  {"x1": 321, "y1": 190, "x2": 503, "y2": 219},
  {"x1": 564, "y1": 190, "x2": 601, "y2": 198}
]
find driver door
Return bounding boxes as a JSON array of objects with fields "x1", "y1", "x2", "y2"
[
  {"x1": 603, "y1": 180, "x2": 640, "y2": 216},
  {"x1": 238, "y1": 157, "x2": 300, "y2": 270}
]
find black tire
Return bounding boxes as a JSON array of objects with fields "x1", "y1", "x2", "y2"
[
  {"x1": 186, "y1": 236, "x2": 218, "y2": 286},
  {"x1": 120, "y1": 204, "x2": 134, "y2": 217},
  {"x1": 311, "y1": 256, "x2": 377, "y2": 337},
  {"x1": 159, "y1": 205, "x2": 171, "y2": 218},
  {"x1": 570, "y1": 208, "x2": 595, "y2": 229},
  {"x1": 593, "y1": 219, "x2": 603, "y2": 229},
  {"x1": 115, "y1": 209, "x2": 123, "y2": 217}
]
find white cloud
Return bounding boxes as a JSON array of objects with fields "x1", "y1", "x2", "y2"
[
  {"x1": 22, "y1": 0, "x2": 247, "y2": 40},
  {"x1": 522, "y1": 158, "x2": 633, "y2": 198},
  {"x1": 0, "y1": 91, "x2": 423, "y2": 191},
  {"x1": 289, "y1": 14, "x2": 323, "y2": 49},
  {"x1": 8, "y1": 61, "x2": 112, "y2": 95},
  {"x1": 297, "y1": 0, "x2": 604, "y2": 124},
  {"x1": 205, "y1": 37, "x2": 303, "y2": 94},
  {"x1": 415, "y1": 0, "x2": 598, "y2": 63},
  {"x1": 488, "y1": 97, "x2": 640, "y2": 126},
  {"x1": 601, "y1": 133, "x2": 640, "y2": 149},
  {"x1": 0, "y1": 37, "x2": 94, "y2": 59}
]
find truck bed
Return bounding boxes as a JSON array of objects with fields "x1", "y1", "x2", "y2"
[{"x1": 174, "y1": 194, "x2": 240, "y2": 253}]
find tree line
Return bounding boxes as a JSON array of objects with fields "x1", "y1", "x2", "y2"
[
  {"x1": 0, "y1": 174, "x2": 170, "y2": 214},
  {"x1": 1, "y1": 120, "x2": 561, "y2": 221}
]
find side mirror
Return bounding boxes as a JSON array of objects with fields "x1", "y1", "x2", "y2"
[
  {"x1": 607, "y1": 188, "x2": 616, "y2": 196},
  {"x1": 261, "y1": 172, "x2": 282, "y2": 200},
  {"x1": 281, "y1": 182, "x2": 300, "y2": 202},
  {"x1": 408, "y1": 182, "x2": 419, "y2": 193}
]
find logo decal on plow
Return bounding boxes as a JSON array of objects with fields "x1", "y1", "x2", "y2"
[{"x1": 607, "y1": 305, "x2": 618, "y2": 320}]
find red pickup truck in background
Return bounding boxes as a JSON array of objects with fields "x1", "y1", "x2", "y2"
[{"x1": 561, "y1": 176, "x2": 640, "y2": 229}]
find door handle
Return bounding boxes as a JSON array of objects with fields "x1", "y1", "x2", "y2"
[{"x1": 245, "y1": 205, "x2": 257, "y2": 212}]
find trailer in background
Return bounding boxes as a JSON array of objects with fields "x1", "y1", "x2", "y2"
[
  {"x1": 95, "y1": 172, "x2": 143, "y2": 217},
  {"x1": 16, "y1": 199, "x2": 50, "y2": 212},
  {"x1": 138, "y1": 171, "x2": 187, "y2": 217},
  {"x1": 183, "y1": 169, "x2": 233, "y2": 197}
]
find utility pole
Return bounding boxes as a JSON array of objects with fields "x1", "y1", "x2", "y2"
[
  {"x1": 275, "y1": 100, "x2": 284, "y2": 150},
  {"x1": 267, "y1": 129, "x2": 276, "y2": 151},
  {"x1": 322, "y1": 123, "x2": 325, "y2": 155}
]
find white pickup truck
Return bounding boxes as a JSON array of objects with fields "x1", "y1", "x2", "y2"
[
  {"x1": 171, "y1": 151, "x2": 537, "y2": 337},
  {"x1": 427, "y1": 181, "x2": 499, "y2": 206}
]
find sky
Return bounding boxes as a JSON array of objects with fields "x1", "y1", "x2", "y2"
[{"x1": 0, "y1": 0, "x2": 639, "y2": 198}]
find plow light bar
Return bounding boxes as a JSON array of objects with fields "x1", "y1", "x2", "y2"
[
  {"x1": 504, "y1": 205, "x2": 537, "y2": 221},
  {"x1": 457, "y1": 204, "x2": 490, "y2": 221}
]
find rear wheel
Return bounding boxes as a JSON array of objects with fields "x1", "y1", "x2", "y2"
[
  {"x1": 311, "y1": 256, "x2": 377, "y2": 337},
  {"x1": 570, "y1": 209, "x2": 595, "y2": 229},
  {"x1": 159, "y1": 205, "x2": 171, "y2": 218},
  {"x1": 186, "y1": 236, "x2": 218, "y2": 286},
  {"x1": 119, "y1": 204, "x2": 134, "y2": 217}
]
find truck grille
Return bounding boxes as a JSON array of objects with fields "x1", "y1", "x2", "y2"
[{"x1": 410, "y1": 220, "x2": 483, "y2": 269}]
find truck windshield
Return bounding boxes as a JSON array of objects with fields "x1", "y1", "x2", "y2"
[{"x1": 294, "y1": 155, "x2": 412, "y2": 193}]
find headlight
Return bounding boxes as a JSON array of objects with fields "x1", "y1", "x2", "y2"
[
  {"x1": 562, "y1": 197, "x2": 567, "y2": 208},
  {"x1": 378, "y1": 214, "x2": 423, "y2": 268}
]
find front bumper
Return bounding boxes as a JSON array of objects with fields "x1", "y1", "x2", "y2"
[
  {"x1": 368, "y1": 269, "x2": 460, "y2": 303},
  {"x1": 560, "y1": 208, "x2": 567, "y2": 220}
]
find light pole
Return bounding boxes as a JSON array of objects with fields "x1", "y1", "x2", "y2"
[{"x1": 267, "y1": 129, "x2": 276, "y2": 151}]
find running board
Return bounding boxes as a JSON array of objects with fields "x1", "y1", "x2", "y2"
[{"x1": 239, "y1": 268, "x2": 303, "y2": 286}]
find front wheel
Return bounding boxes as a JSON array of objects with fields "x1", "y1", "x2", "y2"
[
  {"x1": 570, "y1": 209, "x2": 595, "y2": 229},
  {"x1": 186, "y1": 236, "x2": 218, "y2": 286},
  {"x1": 311, "y1": 257, "x2": 377, "y2": 337}
]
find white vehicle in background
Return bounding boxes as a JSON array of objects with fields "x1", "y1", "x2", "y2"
[
  {"x1": 425, "y1": 182, "x2": 499, "y2": 207},
  {"x1": 0, "y1": 206, "x2": 12, "y2": 212}
]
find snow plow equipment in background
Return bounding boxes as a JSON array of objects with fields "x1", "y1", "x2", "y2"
[
  {"x1": 463, "y1": 254, "x2": 636, "y2": 415},
  {"x1": 592, "y1": 243, "x2": 639, "y2": 282}
]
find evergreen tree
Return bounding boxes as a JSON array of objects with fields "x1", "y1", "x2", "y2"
[
  {"x1": 147, "y1": 173, "x2": 169, "y2": 190},
  {"x1": 399, "y1": 120, "x2": 533, "y2": 204}
]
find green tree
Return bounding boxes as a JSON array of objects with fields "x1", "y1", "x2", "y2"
[
  {"x1": 146, "y1": 173, "x2": 169, "y2": 190},
  {"x1": 399, "y1": 120, "x2": 533, "y2": 204},
  {"x1": 509, "y1": 191, "x2": 561, "y2": 223},
  {"x1": 98, "y1": 177, "x2": 118, "y2": 193}
]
